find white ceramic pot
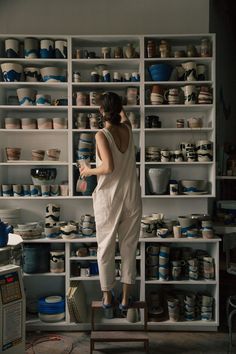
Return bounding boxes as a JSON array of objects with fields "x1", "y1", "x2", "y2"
[
  {"x1": 36, "y1": 94, "x2": 51, "y2": 106},
  {"x1": 24, "y1": 67, "x2": 41, "y2": 82},
  {"x1": 40, "y1": 66, "x2": 66, "y2": 82},
  {"x1": 5, "y1": 38, "x2": 20, "y2": 58},
  {"x1": 146, "y1": 168, "x2": 171, "y2": 194},
  {"x1": 16, "y1": 88, "x2": 37, "y2": 106},
  {"x1": 40, "y1": 39, "x2": 54, "y2": 58},
  {"x1": 1, "y1": 63, "x2": 23, "y2": 82},
  {"x1": 55, "y1": 40, "x2": 67, "y2": 59},
  {"x1": 24, "y1": 37, "x2": 39, "y2": 58}
]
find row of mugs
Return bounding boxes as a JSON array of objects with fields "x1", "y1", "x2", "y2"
[
  {"x1": 5, "y1": 147, "x2": 61, "y2": 161},
  {"x1": 74, "y1": 43, "x2": 138, "y2": 59},
  {"x1": 0, "y1": 184, "x2": 69, "y2": 197},
  {"x1": 87, "y1": 70, "x2": 140, "y2": 83},
  {"x1": 148, "y1": 85, "x2": 213, "y2": 105},
  {"x1": 4, "y1": 38, "x2": 67, "y2": 59},
  {"x1": 4, "y1": 117, "x2": 68, "y2": 130},
  {"x1": 16, "y1": 89, "x2": 55, "y2": 106},
  {"x1": 74, "y1": 87, "x2": 139, "y2": 106}
]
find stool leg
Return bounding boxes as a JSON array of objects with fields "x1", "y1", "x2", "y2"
[
  {"x1": 228, "y1": 310, "x2": 236, "y2": 347},
  {"x1": 144, "y1": 340, "x2": 149, "y2": 354},
  {"x1": 90, "y1": 339, "x2": 94, "y2": 354}
]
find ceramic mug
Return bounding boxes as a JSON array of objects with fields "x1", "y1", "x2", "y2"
[
  {"x1": 182, "y1": 61, "x2": 197, "y2": 81},
  {"x1": 55, "y1": 40, "x2": 67, "y2": 59},
  {"x1": 5, "y1": 38, "x2": 20, "y2": 58},
  {"x1": 181, "y1": 85, "x2": 197, "y2": 105}
]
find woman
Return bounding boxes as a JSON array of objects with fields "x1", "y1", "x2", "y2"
[{"x1": 80, "y1": 92, "x2": 142, "y2": 310}]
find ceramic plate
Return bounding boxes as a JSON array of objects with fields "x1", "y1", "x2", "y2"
[{"x1": 183, "y1": 191, "x2": 208, "y2": 195}]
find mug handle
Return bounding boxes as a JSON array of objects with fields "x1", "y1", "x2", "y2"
[{"x1": 164, "y1": 89, "x2": 169, "y2": 102}]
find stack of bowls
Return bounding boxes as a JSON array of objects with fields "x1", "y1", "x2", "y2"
[
  {"x1": 145, "y1": 146, "x2": 160, "y2": 162},
  {"x1": 196, "y1": 140, "x2": 213, "y2": 162},
  {"x1": 148, "y1": 63, "x2": 172, "y2": 81},
  {"x1": 76, "y1": 133, "x2": 94, "y2": 162},
  {"x1": 60, "y1": 224, "x2": 77, "y2": 239},
  {"x1": 38, "y1": 295, "x2": 65, "y2": 322},
  {"x1": 180, "y1": 180, "x2": 208, "y2": 195}
]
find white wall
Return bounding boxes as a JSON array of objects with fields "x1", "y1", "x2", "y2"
[{"x1": 0, "y1": 0, "x2": 209, "y2": 35}]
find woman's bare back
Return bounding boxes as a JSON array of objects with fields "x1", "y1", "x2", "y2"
[{"x1": 106, "y1": 123, "x2": 130, "y2": 153}]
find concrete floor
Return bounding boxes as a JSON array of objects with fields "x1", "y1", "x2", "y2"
[{"x1": 25, "y1": 330, "x2": 235, "y2": 354}]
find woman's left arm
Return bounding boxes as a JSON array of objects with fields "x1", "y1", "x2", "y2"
[{"x1": 79, "y1": 131, "x2": 114, "y2": 177}]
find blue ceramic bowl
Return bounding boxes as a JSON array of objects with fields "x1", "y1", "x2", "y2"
[{"x1": 149, "y1": 63, "x2": 172, "y2": 81}]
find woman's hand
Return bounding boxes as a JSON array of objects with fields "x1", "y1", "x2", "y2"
[{"x1": 79, "y1": 164, "x2": 92, "y2": 178}]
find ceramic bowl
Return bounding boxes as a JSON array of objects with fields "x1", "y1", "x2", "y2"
[
  {"x1": 24, "y1": 67, "x2": 41, "y2": 82},
  {"x1": 1, "y1": 62, "x2": 23, "y2": 82},
  {"x1": 40, "y1": 66, "x2": 66, "y2": 82},
  {"x1": 37, "y1": 118, "x2": 53, "y2": 129},
  {"x1": 31, "y1": 168, "x2": 57, "y2": 185},
  {"x1": 6, "y1": 147, "x2": 21, "y2": 160},
  {"x1": 32, "y1": 149, "x2": 45, "y2": 161},
  {"x1": 46, "y1": 149, "x2": 61, "y2": 161},
  {"x1": 180, "y1": 180, "x2": 208, "y2": 194},
  {"x1": 149, "y1": 63, "x2": 172, "y2": 81},
  {"x1": 5, "y1": 117, "x2": 21, "y2": 129},
  {"x1": 16, "y1": 88, "x2": 37, "y2": 106}
]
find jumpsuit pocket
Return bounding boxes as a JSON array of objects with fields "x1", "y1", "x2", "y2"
[{"x1": 93, "y1": 189, "x2": 111, "y2": 226}]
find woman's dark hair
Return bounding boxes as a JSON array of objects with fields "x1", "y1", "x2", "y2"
[{"x1": 100, "y1": 92, "x2": 122, "y2": 125}]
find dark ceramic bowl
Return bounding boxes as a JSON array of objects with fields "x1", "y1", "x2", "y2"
[{"x1": 31, "y1": 168, "x2": 57, "y2": 185}]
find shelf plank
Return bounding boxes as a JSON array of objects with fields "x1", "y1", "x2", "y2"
[
  {"x1": 139, "y1": 237, "x2": 221, "y2": 243},
  {"x1": 145, "y1": 280, "x2": 217, "y2": 284}
]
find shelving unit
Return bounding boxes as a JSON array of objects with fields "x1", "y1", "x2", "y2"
[{"x1": 0, "y1": 33, "x2": 217, "y2": 331}]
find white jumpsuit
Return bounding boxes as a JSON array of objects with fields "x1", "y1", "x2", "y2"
[{"x1": 92, "y1": 126, "x2": 142, "y2": 291}]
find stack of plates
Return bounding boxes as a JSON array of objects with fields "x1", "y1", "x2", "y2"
[
  {"x1": 0, "y1": 208, "x2": 21, "y2": 227},
  {"x1": 14, "y1": 222, "x2": 43, "y2": 240}
]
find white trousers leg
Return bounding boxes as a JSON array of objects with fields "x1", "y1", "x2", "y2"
[{"x1": 118, "y1": 207, "x2": 142, "y2": 284}]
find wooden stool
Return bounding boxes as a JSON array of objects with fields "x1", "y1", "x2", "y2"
[{"x1": 90, "y1": 300, "x2": 149, "y2": 354}]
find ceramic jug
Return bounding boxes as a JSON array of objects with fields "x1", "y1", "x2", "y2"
[
  {"x1": 181, "y1": 62, "x2": 197, "y2": 81},
  {"x1": 124, "y1": 43, "x2": 136, "y2": 58},
  {"x1": 181, "y1": 85, "x2": 197, "y2": 105}
]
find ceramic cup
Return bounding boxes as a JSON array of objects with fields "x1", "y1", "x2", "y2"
[
  {"x1": 22, "y1": 184, "x2": 31, "y2": 196},
  {"x1": 24, "y1": 37, "x2": 39, "y2": 58},
  {"x1": 1, "y1": 63, "x2": 23, "y2": 82},
  {"x1": 55, "y1": 40, "x2": 67, "y2": 59},
  {"x1": 181, "y1": 85, "x2": 197, "y2": 105},
  {"x1": 41, "y1": 185, "x2": 50, "y2": 197},
  {"x1": 6, "y1": 147, "x2": 21, "y2": 161},
  {"x1": 12, "y1": 184, "x2": 22, "y2": 197},
  {"x1": 50, "y1": 184, "x2": 59, "y2": 196},
  {"x1": 37, "y1": 118, "x2": 53, "y2": 129},
  {"x1": 46, "y1": 149, "x2": 61, "y2": 161},
  {"x1": 50, "y1": 251, "x2": 65, "y2": 273},
  {"x1": 24, "y1": 67, "x2": 41, "y2": 82},
  {"x1": 32, "y1": 149, "x2": 45, "y2": 161},
  {"x1": 76, "y1": 113, "x2": 87, "y2": 129},
  {"x1": 5, "y1": 118, "x2": 21, "y2": 129},
  {"x1": 52, "y1": 117, "x2": 67, "y2": 129},
  {"x1": 30, "y1": 184, "x2": 41, "y2": 197},
  {"x1": 36, "y1": 94, "x2": 51, "y2": 106},
  {"x1": 182, "y1": 62, "x2": 197, "y2": 81},
  {"x1": 21, "y1": 118, "x2": 37, "y2": 129},
  {"x1": 5, "y1": 38, "x2": 20, "y2": 58},
  {"x1": 16, "y1": 88, "x2": 37, "y2": 106},
  {"x1": 60, "y1": 184, "x2": 69, "y2": 196},
  {"x1": 2, "y1": 184, "x2": 12, "y2": 197},
  {"x1": 40, "y1": 39, "x2": 54, "y2": 58}
]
